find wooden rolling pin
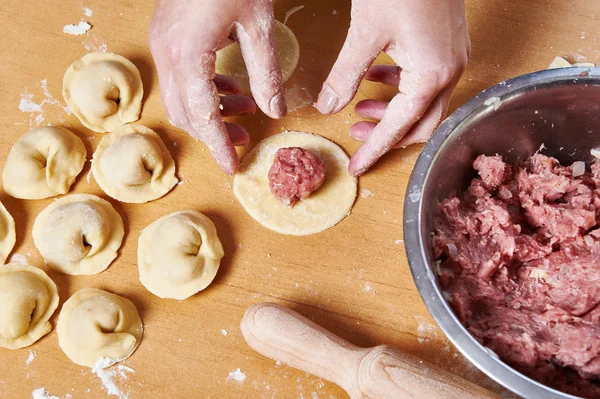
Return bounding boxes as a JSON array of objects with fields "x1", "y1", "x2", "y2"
[{"x1": 241, "y1": 303, "x2": 499, "y2": 399}]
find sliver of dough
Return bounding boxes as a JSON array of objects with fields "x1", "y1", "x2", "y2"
[
  {"x1": 233, "y1": 131, "x2": 357, "y2": 236},
  {"x1": 215, "y1": 20, "x2": 300, "y2": 93}
]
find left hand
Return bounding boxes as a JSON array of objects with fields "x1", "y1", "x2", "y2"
[{"x1": 315, "y1": 0, "x2": 471, "y2": 176}]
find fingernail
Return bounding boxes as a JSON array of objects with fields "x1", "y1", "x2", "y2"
[
  {"x1": 269, "y1": 92, "x2": 286, "y2": 118},
  {"x1": 315, "y1": 85, "x2": 339, "y2": 114}
]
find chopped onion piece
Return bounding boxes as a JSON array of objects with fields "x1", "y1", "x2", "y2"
[
  {"x1": 585, "y1": 235, "x2": 594, "y2": 246},
  {"x1": 499, "y1": 186, "x2": 513, "y2": 199},
  {"x1": 592, "y1": 148, "x2": 600, "y2": 159},
  {"x1": 572, "y1": 161, "x2": 585, "y2": 177},
  {"x1": 283, "y1": 5, "x2": 305, "y2": 25},
  {"x1": 447, "y1": 243, "x2": 458, "y2": 258}
]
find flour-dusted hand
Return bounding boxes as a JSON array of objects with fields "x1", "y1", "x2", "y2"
[
  {"x1": 316, "y1": 0, "x2": 471, "y2": 176},
  {"x1": 149, "y1": 0, "x2": 287, "y2": 175}
]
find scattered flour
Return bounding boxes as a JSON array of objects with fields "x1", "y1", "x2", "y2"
[
  {"x1": 63, "y1": 21, "x2": 91, "y2": 35},
  {"x1": 363, "y1": 282, "x2": 373, "y2": 292},
  {"x1": 83, "y1": 33, "x2": 107, "y2": 52},
  {"x1": 221, "y1": 329, "x2": 228, "y2": 336},
  {"x1": 92, "y1": 357, "x2": 134, "y2": 399},
  {"x1": 415, "y1": 315, "x2": 439, "y2": 344},
  {"x1": 332, "y1": 10, "x2": 338, "y2": 15},
  {"x1": 19, "y1": 79, "x2": 71, "y2": 126},
  {"x1": 26, "y1": 350, "x2": 36, "y2": 365},
  {"x1": 408, "y1": 185, "x2": 421, "y2": 203},
  {"x1": 10, "y1": 254, "x2": 28, "y2": 265},
  {"x1": 31, "y1": 388, "x2": 69, "y2": 399},
  {"x1": 228, "y1": 368, "x2": 247, "y2": 384},
  {"x1": 395, "y1": 239, "x2": 404, "y2": 245},
  {"x1": 360, "y1": 188, "x2": 373, "y2": 198},
  {"x1": 83, "y1": 7, "x2": 93, "y2": 17}
]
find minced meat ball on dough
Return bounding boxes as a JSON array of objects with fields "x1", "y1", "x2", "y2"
[
  {"x1": 268, "y1": 147, "x2": 325, "y2": 206},
  {"x1": 434, "y1": 153, "x2": 600, "y2": 398}
]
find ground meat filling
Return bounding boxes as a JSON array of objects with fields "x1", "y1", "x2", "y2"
[
  {"x1": 434, "y1": 153, "x2": 600, "y2": 398},
  {"x1": 268, "y1": 147, "x2": 325, "y2": 206}
]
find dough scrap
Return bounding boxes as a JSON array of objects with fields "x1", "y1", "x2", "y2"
[
  {"x1": 3, "y1": 127, "x2": 86, "y2": 199},
  {"x1": 215, "y1": 20, "x2": 300, "y2": 92},
  {"x1": 233, "y1": 132, "x2": 357, "y2": 235},
  {"x1": 57, "y1": 288, "x2": 143, "y2": 367},
  {"x1": 92, "y1": 124, "x2": 178, "y2": 203},
  {"x1": 548, "y1": 56, "x2": 596, "y2": 69},
  {"x1": 0, "y1": 264, "x2": 59, "y2": 349},
  {"x1": 0, "y1": 201, "x2": 16, "y2": 265},
  {"x1": 63, "y1": 52, "x2": 143, "y2": 132},
  {"x1": 138, "y1": 210, "x2": 224, "y2": 300},
  {"x1": 33, "y1": 194, "x2": 124, "y2": 275}
]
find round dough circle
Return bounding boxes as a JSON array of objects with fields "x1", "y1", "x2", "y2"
[
  {"x1": 215, "y1": 20, "x2": 300, "y2": 92},
  {"x1": 0, "y1": 264, "x2": 59, "y2": 350},
  {"x1": 138, "y1": 210, "x2": 224, "y2": 300},
  {"x1": 57, "y1": 288, "x2": 143, "y2": 367},
  {"x1": 233, "y1": 132, "x2": 357, "y2": 235},
  {"x1": 33, "y1": 194, "x2": 124, "y2": 275},
  {"x1": 62, "y1": 52, "x2": 143, "y2": 132},
  {"x1": 0, "y1": 200, "x2": 16, "y2": 265},
  {"x1": 3, "y1": 126, "x2": 86, "y2": 199},
  {"x1": 92, "y1": 124, "x2": 178, "y2": 203}
]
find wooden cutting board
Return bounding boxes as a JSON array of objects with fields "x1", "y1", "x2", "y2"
[{"x1": 1, "y1": 0, "x2": 598, "y2": 397}]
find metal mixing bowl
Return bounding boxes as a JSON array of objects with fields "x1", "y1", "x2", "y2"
[{"x1": 403, "y1": 67, "x2": 600, "y2": 399}]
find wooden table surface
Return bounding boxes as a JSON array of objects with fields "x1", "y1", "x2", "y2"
[{"x1": 1, "y1": 0, "x2": 599, "y2": 398}]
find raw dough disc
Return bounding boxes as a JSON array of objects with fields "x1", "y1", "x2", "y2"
[
  {"x1": 0, "y1": 201, "x2": 16, "y2": 265},
  {"x1": 32, "y1": 194, "x2": 124, "y2": 275},
  {"x1": 233, "y1": 131, "x2": 357, "y2": 235},
  {"x1": 62, "y1": 52, "x2": 143, "y2": 132},
  {"x1": 215, "y1": 20, "x2": 300, "y2": 92},
  {"x1": 3, "y1": 126, "x2": 86, "y2": 199},
  {"x1": 57, "y1": 288, "x2": 143, "y2": 367},
  {"x1": 0, "y1": 263, "x2": 59, "y2": 350},
  {"x1": 138, "y1": 210, "x2": 224, "y2": 300}
]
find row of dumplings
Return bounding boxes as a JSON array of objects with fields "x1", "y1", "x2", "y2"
[{"x1": 0, "y1": 52, "x2": 224, "y2": 368}]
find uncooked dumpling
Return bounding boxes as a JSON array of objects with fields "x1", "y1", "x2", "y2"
[
  {"x1": 0, "y1": 264, "x2": 59, "y2": 349},
  {"x1": 92, "y1": 124, "x2": 178, "y2": 203},
  {"x1": 57, "y1": 288, "x2": 143, "y2": 367},
  {"x1": 32, "y1": 194, "x2": 124, "y2": 275},
  {"x1": 138, "y1": 210, "x2": 224, "y2": 300},
  {"x1": 63, "y1": 52, "x2": 143, "y2": 132},
  {"x1": 215, "y1": 20, "x2": 300, "y2": 92},
  {"x1": 0, "y1": 201, "x2": 16, "y2": 265},
  {"x1": 3, "y1": 127, "x2": 86, "y2": 199},
  {"x1": 233, "y1": 132, "x2": 357, "y2": 235}
]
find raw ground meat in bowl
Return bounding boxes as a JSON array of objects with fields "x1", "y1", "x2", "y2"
[{"x1": 404, "y1": 67, "x2": 600, "y2": 399}]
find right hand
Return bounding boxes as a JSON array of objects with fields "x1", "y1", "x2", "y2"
[{"x1": 149, "y1": 0, "x2": 287, "y2": 175}]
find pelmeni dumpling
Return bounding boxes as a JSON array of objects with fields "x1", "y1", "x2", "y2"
[
  {"x1": 138, "y1": 210, "x2": 224, "y2": 300},
  {"x1": 0, "y1": 201, "x2": 16, "y2": 265},
  {"x1": 32, "y1": 194, "x2": 124, "y2": 275},
  {"x1": 0, "y1": 264, "x2": 59, "y2": 349},
  {"x1": 3, "y1": 127, "x2": 86, "y2": 199},
  {"x1": 57, "y1": 288, "x2": 143, "y2": 367},
  {"x1": 92, "y1": 124, "x2": 178, "y2": 203},
  {"x1": 63, "y1": 52, "x2": 143, "y2": 132}
]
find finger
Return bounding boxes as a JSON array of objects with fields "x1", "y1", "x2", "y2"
[
  {"x1": 349, "y1": 121, "x2": 402, "y2": 149},
  {"x1": 348, "y1": 69, "x2": 447, "y2": 176},
  {"x1": 355, "y1": 99, "x2": 388, "y2": 120},
  {"x1": 225, "y1": 122, "x2": 250, "y2": 146},
  {"x1": 364, "y1": 65, "x2": 401, "y2": 86},
  {"x1": 172, "y1": 52, "x2": 239, "y2": 175},
  {"x1": 214, "y1": 74, "x2": 243, "y2": 95},
  {"x1": 396, "y1": 86, "x2": 454, "y2": 148},
  {"x1": 237, "y1": 16, "x2": 286, "y2": 118},
  {"x1": 220, "y1": 95, "x2": 256, "y2": 117},
  {"x1": 315, "y1": 27, "x2": 383, "y2": 115}
]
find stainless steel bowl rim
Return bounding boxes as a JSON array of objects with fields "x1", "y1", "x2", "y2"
[{"x1": 403, "y1": 67, "x2": 600, "y2": 399}]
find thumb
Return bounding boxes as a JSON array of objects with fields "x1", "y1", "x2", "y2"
[{"x1": 315, "y1": 28, "x2": 382, "y2": 115}]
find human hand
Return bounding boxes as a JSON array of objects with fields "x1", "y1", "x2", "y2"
[
  {"x1": 316, "y1": 0, "x2": 470, "y2": 176},
  {"x1": 149, "y1": 0, "x2": 286, "y2": 175}
]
